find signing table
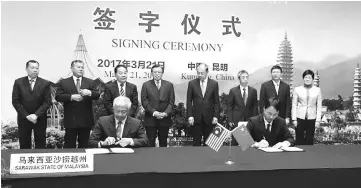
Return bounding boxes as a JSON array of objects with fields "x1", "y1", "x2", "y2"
[{"x1": 2, "y1": 145, "x2": 361, "y2": 188}]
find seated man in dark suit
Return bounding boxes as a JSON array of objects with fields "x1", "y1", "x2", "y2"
[
  {"x1": 88, "y1": 96, "x2": 148, "y2": 148},
  {"x1": 247, "y1": 97, "x2": 294, "y2": 149}
]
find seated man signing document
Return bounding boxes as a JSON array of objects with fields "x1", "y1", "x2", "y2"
[
  {"x1": 88, "y1": 96, "x2": 148, "y2": 148},
  {"x1": 247, "y1": 97, "x2": 294, "y2": 149}
]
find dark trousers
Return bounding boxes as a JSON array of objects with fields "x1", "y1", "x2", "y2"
[
  {"x1": 296, "y1": 118, "x2": 316, "y2": 145},
  {"x1": 63, "y1": 128, "x2": 91, "y2": 148},
  {"x1": 192, "y1": 115, "x2": 215, "y2": 146},
  {"x1": 146, "y1": 124, "x2": 169, "y2": 147},
  {"x1": 18, "y1": 119, "x2": 47, "y2": 149}
]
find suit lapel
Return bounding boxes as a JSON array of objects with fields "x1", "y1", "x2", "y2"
[
  {"x1": 270, "y1": 118, "x2": 279, "y2": 138},
  {"x1": 68, "y1": 77, "x2": 79, "y2": 94},
  {"x1": 203, "y1": 78, "x2": 212, "y2": 98},
  {"x1": 269, "y1": 80, "x2": 278, "y2": 97},
  {"x1": 259, "y1": 115, "x2": 267, "y2": 134},
  {"x1": 109, "y1": 115, "x2": 116, "y2": 137},
  {"x1": 122, "y1": 117, "x2": 131, "y2": 138},
  {"x1": 32, "y1": 77, "x2": 41, "y2": 92},
  {"x1": 195, "y1": 78, "x2": 203, "y2": 98},
  {"x1": 159, "y1": 80, "x2": 165, "y2": 100},
  {"x1": 235, "y1": 86, "x2": 245, "y2": 106},
  {"x1": 23, "y1": 77, "x2": 32, "y2": 93},
  {"x1": 278, "y1": 81, "x2": 285, "y2": 98},
  {"x1": 245, "y1": 87, "x2": 252, "y2": 107},
  {"x1": 112, "y1": 81, "x2": 120, "y2": 97},
  {"x1": 80, "y1": 77, "x2": 87, "y2": 90},
  {"x1": 151, "y1": 80, "x2": 160, "y2": 99},
  {"x1": 125, "y1": 82, "x2": 131, "y2": 98}
]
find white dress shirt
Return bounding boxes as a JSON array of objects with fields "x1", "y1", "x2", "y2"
[
  {"x1": 264, "y1": 117, "x2": 273, "y2": 132},
  {"x1": 200, "y1": 77, "x2": 208, "y2": 96},
  {"x1": 272, "y1": 80, "x2": 280, "y2": 95},
  {"x1": 240, "y1": 85, "x2": 248, "y2": 98}
]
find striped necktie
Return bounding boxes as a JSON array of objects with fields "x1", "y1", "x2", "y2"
[{"x1": 119, "y1": 83, "x2": 125, "y2": 96}]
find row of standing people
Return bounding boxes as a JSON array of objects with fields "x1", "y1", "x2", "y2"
[{"x1": 12, "y1": 60, "x2": 321, "y2": 149}]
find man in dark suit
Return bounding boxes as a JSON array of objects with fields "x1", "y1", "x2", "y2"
[
  {"x1": 55, "y1": 60, "x2": 100, "y2": 148},
  {"x1": 259, "y1": 65, "x2": 291, "y2": 124},
  {"x1": 187, "y1": 63, "x2": 220, "y2": 146},
  {"x1": 227, "y1": 70, "x2": 258, "y2": 145},
  {"x1": 247, "y1": 97, "x2": 294, "y2": 148},
  {"x1": 88, "y1": 96, "x2": 148, "y2": 148},
  {"x1": 141, "y1": 65, "x2": 175, "y2": 147},
  {"x1": 103, "y1": 65, "x2": 138, "y2": 117},
  {"x1": 12, "y1": 60, "x2": 51, "y2": 149}
]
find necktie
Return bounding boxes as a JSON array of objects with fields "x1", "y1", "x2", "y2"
[
  {"x1": 116, "y1": 121, "x2": 123, "y2": 139},
  {"x1": 265, "y1": 123, "x2": 271, "y2": 138},
  {"x1": 267, "y1": 123, "x2": 271, "y2": 133},
  {"x1": 201, "y1": 80, "x2": 205, "y2": 97},
  {"x1": 243, "y1": 88, "x2": 247, "y2": 105},
  {"x1": 120, "y1": 83, "x2": 125, "y2": 96},
  {"x1": 30, "y1": 79, "x2": 35, "y2": 90},
  {"x1": 76, "y1": 78, "x2": 80, "y2": 93},
  {"x1": 156, "y1": 80, "x2": 160, "y2": 90},
  {"x1": 275, "y1": 83, "x2": 279, "y2": 95}
]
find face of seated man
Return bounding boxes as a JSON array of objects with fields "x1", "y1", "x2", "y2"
[
  {"x1": 263, "y1": 106, "x2": 279, "y2": 123},
  {"x1": 114, "y1": 104, "x2": 128, "y2": 121}
]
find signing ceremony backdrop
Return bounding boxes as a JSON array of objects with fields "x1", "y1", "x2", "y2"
[{"x1": 2, "y1": 1, "x2": 361, "y2": 121}]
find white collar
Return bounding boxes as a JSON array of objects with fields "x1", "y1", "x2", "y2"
[
  {"x1": 200, "y1": 77, "x2": 208, "y2": 83},
  {"x1": 240, "y1": 85, "x2": 248, "y2": 90},
  {"x1": 154, "y1": 79, "x2": 161, "y2": 84},
  {"x1": 28, "y1": 76, "x2": 37, "y2": 82},
  {"x1": 117, "y1": 81, "x2": 126, "y2": 87},
  {"x1": 73, "y1": 75, "x2": 82, "y2": 81},
  {"x1": 263, "y1": 117, "x2": 273, "y2": 128},
  {"x1": 272, "y1": 80, "x2": 280, "y2": 86}
]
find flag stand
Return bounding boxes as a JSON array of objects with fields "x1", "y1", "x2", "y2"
[{"x1": 225, "y1": 135, "x2": 234, "y2": 165}]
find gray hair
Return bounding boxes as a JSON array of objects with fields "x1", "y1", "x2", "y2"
[
  {"x1": 237, "y1": 70, "x2": 249, "y2": 79},
  {"x1": 113, "y1": 96, "x2": 132, "y2": 109},
  {"x1": 196, "y1": 63, "x2": 209, "y2": 72}
]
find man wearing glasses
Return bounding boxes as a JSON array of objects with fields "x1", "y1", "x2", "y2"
[
  {"x1": 246, "y1": 97, "x2": 294, "y2": 149},
  {"x1": 141, "y1": 65, "x2": 175, "y2": 147}
]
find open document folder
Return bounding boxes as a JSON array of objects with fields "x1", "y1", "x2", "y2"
[
  {"x1": 85, "y1": 148, "x2": 135, "y2": 154},
  {"x1": 258, "y1": 147, "x2": 304, "y2": 153}
]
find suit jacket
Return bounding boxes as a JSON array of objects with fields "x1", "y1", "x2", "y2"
[
  {"x1": 103, "y1": 81, "x2": 138, "y2": 117},
  {"x1": 246, "y1": 115, "x2": 294, "y2": 146},
  {"x1": 88, "y1": 115, "x2": 148, "y2": 148},
  {"x1": 55, "y1": 76, "x2": 100, "y2": 128},
  {"x1": 292, "y1": 85, "x2": 322, "y2": 122},
  {"x1": 12, "y1": 76, "x2": 51, "y2": 125},
  {"x1": 259, "y1": 80, "x2": 291, "y2": 119},
  {"x1": 186, "y1": 78, "x2": 220, "y2": 124},
  {"x1": 227, "y1": 85, "x2": 258, "y2": 124},
  {"x1": 141, "y1": 79, "x2": 175, "y2": 127}
]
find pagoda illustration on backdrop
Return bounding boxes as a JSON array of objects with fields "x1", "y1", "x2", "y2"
[
  {"x1": 353, "y1": 63, "x2": 361, "y2": 111},
  {"x1": 314, "y1": 70, "x2": 320, "y2": 87},
  {"x1": 46, "y1": 34, "x2": 107, "y2": 129},
  {"x1": 277, "y1": 32, "x2": 294, "y2": 94}
]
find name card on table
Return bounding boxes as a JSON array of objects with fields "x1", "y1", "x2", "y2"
[{"x1": 10, "y1": 153, "x2": 93, "y2": 174}]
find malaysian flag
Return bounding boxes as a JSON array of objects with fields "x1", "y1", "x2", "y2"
[{"x1": 205, "y1": 123, "x2": 231, "y2": 152}]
